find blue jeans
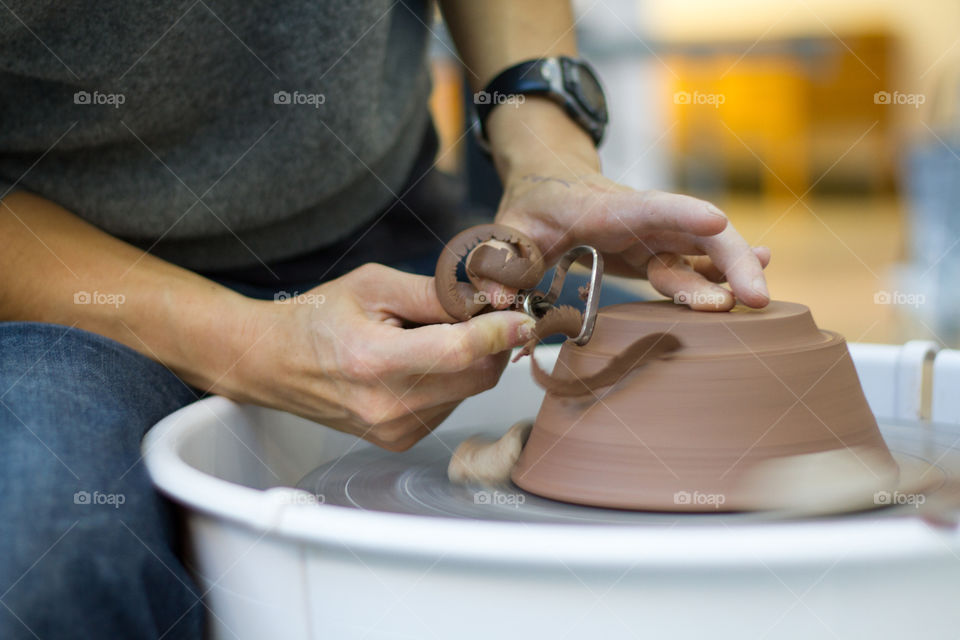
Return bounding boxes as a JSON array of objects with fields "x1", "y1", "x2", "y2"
[
  {"x1": 0, "y1": 255, "x2": 640, "y2": 639},
  {"x1": 0, "y1": 322, "x2": 204, "y2": 639}
]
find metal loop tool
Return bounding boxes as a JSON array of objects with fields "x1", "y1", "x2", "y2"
[{"x1": 522, "y1": 245, "x2": 603, "y2": 346}]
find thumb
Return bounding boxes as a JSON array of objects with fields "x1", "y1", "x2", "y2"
[{"x1": 385, "y1": 310, "x2": 535, "y2": 374}]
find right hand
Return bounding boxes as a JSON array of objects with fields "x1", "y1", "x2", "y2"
[{"x1": 226, "y1": 263, "x2": 535, "y2": 451}]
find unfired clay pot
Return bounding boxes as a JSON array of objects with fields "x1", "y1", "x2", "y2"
[{"x1": 511, "y1": 300, "x2": 899, "y2": 512}]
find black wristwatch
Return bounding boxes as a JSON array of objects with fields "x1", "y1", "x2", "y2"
[{"x1": 472, "y1": 56, "x2": 608, "y2": 151}]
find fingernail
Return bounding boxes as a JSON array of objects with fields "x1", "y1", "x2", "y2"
[
  {"x1": 705, "y1": 203, "x2": 727, "y2": 219},
  {"x1": 752, "y1": 277, "x2": 769, "y2": 300},
  {"x1": 517, "y1": 317, "x2": 536, "y2": 343}
]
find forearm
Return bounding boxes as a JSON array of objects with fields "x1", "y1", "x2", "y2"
[
  {"x1": 439, "y1": 0, "x2": 599, "y2": 180},
  {"x1": 442, "y1": 3, "x2": 769, "y2": 311},
  {"x1": 0, "y1": 190, "x2": 263, "y2": 395},
  {"x1": 440, "y1": 0, "x2": 577, "y2": 89}
]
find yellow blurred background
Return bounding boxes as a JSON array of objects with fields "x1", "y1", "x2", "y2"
[{"x1": 428, "y1": 0, "x2": 960, "y2": 347}]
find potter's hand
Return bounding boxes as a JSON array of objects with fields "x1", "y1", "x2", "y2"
[
  {"x1": 237, "y1": 264, "x2": 534, "y2": 451},
  {"x1": 483, "y1": 98, "x2": 771, "y2": 312},
  {"x1": 495, "y1": 170, "x2": 771, "y2": 311}
]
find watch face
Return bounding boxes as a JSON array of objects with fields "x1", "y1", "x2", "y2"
[{"x1": 562, "y1": 58, "x2": 608, "y2": 124}]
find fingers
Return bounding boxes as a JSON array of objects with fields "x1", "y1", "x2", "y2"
[
  {"x1": 361, "y1": 400, "x2": 462, "y2": 452},
  {"x1": 351, "y1": 263, "x2": 457, "y2": 324},
  {"x1": 382, "y1": 310, "x2": 534, "y2": 374},
  {"x1": 687, "y1": 246, "x2": 770, "y2": 283},
  {"x1": 605, "y1": 190, "x2": 729, "y2": 237},
  {"x1": 646, "y1": 252, "x2": 735, "y2": 311},
  {"x1": 583, "y1": 189, "x2": 768, "y2": 308},
  {"x1": 696, "y1": 225, "x2": 769, "y2": 308},
  {"x1": 359, "y1": 353, "x2": 512, "y2": 451},
  {"x1": 406, "y1": 351, "x2": 511, "y2": 406},
  {"x1": 471, "y1": 276, "x2": 517, "y2": 310},
  {"x1": 754, "y1": 245, "x2": 772, "y2": 268}
]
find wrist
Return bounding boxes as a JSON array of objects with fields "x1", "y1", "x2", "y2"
[
  {"x1": 199, "y1": 293, "x2": 280, "y2": 402},
  {"x1": 143, "y1": 283, "x2": 270, "y2": 399},
  {"x1": 485, "y1": 96, "x2": 601, "y2": 183}
]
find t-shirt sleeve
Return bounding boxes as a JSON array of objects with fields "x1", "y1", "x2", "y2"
[{"x1": 0, "y1": 177, "x2": 21, "y2": 201}]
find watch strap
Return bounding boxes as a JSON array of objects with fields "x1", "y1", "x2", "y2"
[
  {"x1": 474, "y1": 59, "x2": 554, "y2": 128},
  {"x1": 472, "y1": 56, "x2": 606, "y2": 150}
]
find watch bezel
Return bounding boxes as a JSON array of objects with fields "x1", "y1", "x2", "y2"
[
  {"x1": 537, "y1": 57, "x2": 607, "y2": 145},
  {"x1": 560, "y1": 56, "x2": 608, "y2": 126}
]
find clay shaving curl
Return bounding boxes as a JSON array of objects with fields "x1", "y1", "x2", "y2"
[
  {"x1": 514, "y1": 305, "x2": 683, "y2": 396},
  {"x1": 434, "y1": 224, "x2": 545, "y2": 321}
]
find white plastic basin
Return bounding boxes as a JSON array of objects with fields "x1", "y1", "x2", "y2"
[{"x1": 143, "y1": 345, "x2": 960, "y2": 639}]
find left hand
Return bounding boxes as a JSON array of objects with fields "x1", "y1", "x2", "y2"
[{"x1": 479, "y1": 98, "x2": 771, "y2": 312}]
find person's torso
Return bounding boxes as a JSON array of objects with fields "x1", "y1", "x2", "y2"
[{"x1": 0, "y1": 0, "x2": 431, "y2": 268}]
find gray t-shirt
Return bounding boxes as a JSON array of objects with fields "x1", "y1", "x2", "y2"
[{"x1": 0, "y1": 0, "x2": 431, "y2": 270}]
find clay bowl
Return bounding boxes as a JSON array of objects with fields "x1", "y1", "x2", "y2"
[{"x1": 511, "y1": 300, "x2": 900, "y2": 512}]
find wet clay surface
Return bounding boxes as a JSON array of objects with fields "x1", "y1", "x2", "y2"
[{"x1": 511, "y1": 300, "x2": 900, "y2": 512}]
